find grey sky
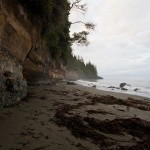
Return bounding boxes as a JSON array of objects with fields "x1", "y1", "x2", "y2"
[{"x1": 69, "y1": 0, "x2": 150, "y2": 79}]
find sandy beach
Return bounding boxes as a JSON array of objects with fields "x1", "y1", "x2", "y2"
[{"x1": 0, "y1": 81, "x2": 150, "y2": 150}]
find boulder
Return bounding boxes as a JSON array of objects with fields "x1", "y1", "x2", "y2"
[
  {"x1": 67, "y1": 82, "x2": 76, "y2": 85},
  {"x1": 108, "y1": 86, "x2": 120, "y2": 89},
  {"x1": 92, "y1": 85, "x2": 96, "y2": 88},
  {"x1": 4, "y1": 71, "x2": 13, "y2": 78},
  {"x1": 134, "y1": 88, "x2": 140, "y2": 91},
  {"x1": 120, "y1": 83, "x2": 130, "y2": 88},
  {"x1": 0, "y1": 75, "x2": 27, "y2": 108},
  {"x1": 121, "y1": 87, "x2": 128, "y2": 91},
  {"x1": 97, "y1": 76, "x2": 103, "y2": 79}
]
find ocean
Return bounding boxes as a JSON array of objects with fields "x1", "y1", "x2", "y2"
[{"x1": 74, "y1": 77, "x2": 150, "y2": 98}]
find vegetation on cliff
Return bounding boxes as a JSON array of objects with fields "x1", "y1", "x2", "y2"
[
  {"x1": 67, "y1": 55, "x2": 99, "y2": 79},
  {"x1": 11, "y1": 0, "x2": 99, "y2": 79}
]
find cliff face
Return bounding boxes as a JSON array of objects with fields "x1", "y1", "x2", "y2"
[
  {"x1": 0, "y1": 1, "x2": 65, "y2": 107},
  {"x1": 65, "y1": 71, "x2": 79, "y2": 81}
]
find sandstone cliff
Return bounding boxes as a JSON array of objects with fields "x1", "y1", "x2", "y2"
[{"x1": 0, "y1": 1, "x2": 66, "y2": 107}]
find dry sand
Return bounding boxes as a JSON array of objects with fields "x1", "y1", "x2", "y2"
[{"x1": 0, "y1": 81, "x2": 150, "y2": 150}]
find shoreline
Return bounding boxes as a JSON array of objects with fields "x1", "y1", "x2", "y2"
[
  {"x1": 74, "y1": 79, "x2": 150, "y2": 99},
  {"x1": 0, "y1": 81, "x2": 150, "y2": 149},
  {"x1": 73, "y1": 81, "x2": 150, "y2": 101}
]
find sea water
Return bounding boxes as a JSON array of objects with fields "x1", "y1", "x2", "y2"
[{"x1": 75, "y1": 77, "x2": 150, "y2": 98}]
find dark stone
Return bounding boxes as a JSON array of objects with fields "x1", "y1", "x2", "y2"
[
  {"x1": 108, "y1": 86, "x2": 120, "y2": 89},
  {"x1": 97, "y1": 76, "x2": 103, "y2": 79},
  {"x1": 120, "y1": 83, "x2": 130, "y2": 88},
  {"x1": 67, "y1": 82, "x2": 76, "y2": 85},
  {"x1": 134, "y1": 88, "x2": 140, "y2": 91},
  {"x1": 5, "y1": 78, "x2": 15, "y2": 92},
  {"x1": 4, "y1": 71, "x2": 12, "y2": 78},
  {"x1": 121, "y1": 87, "x2": 128, "y2": 91},
  {"x1": 45, "y1": 136, "x2": 49, "y2": 139},
  {"x1": 0, "y1": 76, "x2": 27, "y2": 108},
  {"x1": 92, "y1": 85, "x2": 96, "y2": 88}
]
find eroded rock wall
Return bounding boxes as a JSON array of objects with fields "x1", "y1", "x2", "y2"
[
  {"x1": 65, "y1": 71, "x2": 79, "y2": 81},
  {"x1": 0, "y1": 1, "x2": 65, "y2": 107},
  {"x1": 0, "y1": 1, "x2": 31, "y2": 107}
]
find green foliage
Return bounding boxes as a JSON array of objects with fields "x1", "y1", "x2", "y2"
[
  {"x1": 71, "y1": 31, "x2": 89, "y2": 46},
  {"x1": 85, "y1": 62, "x2": 98, "y2": 79},
  {"x1": 18, "y1": 0, "x2": 67, "y2": 24},
  {"x1": 44, "y1": 21, "x2": 71, "y2": 62},
  {"x1": 51, "y1": 47, "x2": 62, "y2": 61},
  {"x1": 67, "y1": 55, "x2": 98, "y2": 79}
]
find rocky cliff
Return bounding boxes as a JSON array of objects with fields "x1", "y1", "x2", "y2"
[{"x1": 0, "y1": 0, "x2": 66, "y2": 107}]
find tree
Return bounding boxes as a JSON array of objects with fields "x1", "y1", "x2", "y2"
[
  {"x1": 69, "y1": 0, "x2": 95, "y2": 46},
  {"x1": 67, "y1": 55, "x2": 98, "y2": 79},
  {"x1": 69, "y1": 0, "x2": 87, "y2": 14},
  {"x1": 71, "y1": 31, "x2": 89, "y2": 46}
]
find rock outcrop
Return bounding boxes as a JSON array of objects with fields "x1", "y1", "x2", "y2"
[
  {"x1": 0, "y1": 1, "x2": 65, "y2": 107},
  {"x1": 65, "y1": 71, "x2": 79, "y2": 81}
]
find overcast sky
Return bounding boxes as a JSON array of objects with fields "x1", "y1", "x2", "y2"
[{"x1": 69, "y1": 0, "x2": 150, "y2": 79}]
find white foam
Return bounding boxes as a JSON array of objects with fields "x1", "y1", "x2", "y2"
[{"x1": 75, "y1": 79, "x2": 150, "y2": 98}]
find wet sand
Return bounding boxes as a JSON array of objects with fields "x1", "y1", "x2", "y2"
[{"x1": 0, "y1": 81, "x2": 150, "y2": 150}]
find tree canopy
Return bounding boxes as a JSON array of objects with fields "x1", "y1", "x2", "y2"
[{"x1": 67, "y1": 55, "x2": 98, "y2": 79}]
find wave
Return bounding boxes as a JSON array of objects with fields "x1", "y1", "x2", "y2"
[{"x1": 75, "y1": 79, "x2": 150, "y2": 98}]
